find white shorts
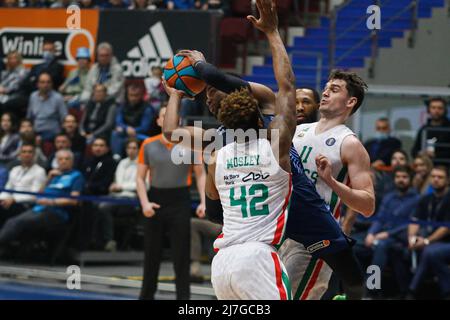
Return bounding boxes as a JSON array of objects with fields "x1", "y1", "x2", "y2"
[
  {"x1": 279, "y1": 238, "x2": 333, "y2": 300},
  {"x1": 211, "y1": 242, "x2": 291, "y2": 300}
]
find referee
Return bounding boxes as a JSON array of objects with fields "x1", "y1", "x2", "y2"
[{"x1": 136, "y1": 106, "x2": 206, "y2": 300}]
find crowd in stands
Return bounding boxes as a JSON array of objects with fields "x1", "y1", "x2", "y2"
[
  {"x1": 0, "y1": 0, "x2": 229, "y2": 12},
  {"x1": 348, "y1": 100, "x2": 450, "y2": 299}
]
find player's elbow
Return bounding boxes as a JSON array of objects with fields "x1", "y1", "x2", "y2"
[{"x1": 360, "y1": 196, "x2": 375, "y2": 217}]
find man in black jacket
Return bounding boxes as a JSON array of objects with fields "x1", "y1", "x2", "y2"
[
  {"x1": 411, "y1": 97, "x2": 450, "y2": 166},
  {"x1": 364, "y1": 117, "x2": 402, "y2": 166},
  {"x1": 80, "y1": 137, "x2": 117, "y2": 249},
  {"x1": 20, "y1": 41, "x2": 64, "y2": 96}
]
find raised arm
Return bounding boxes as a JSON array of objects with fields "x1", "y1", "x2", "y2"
[
  {"x1": 161, "y1": 79, "x2": 206, "y2": 151},
  {"x1": 248, "y1": 0, "x2": 296, "y2": 170},
  {"x1": 178, "y1": 50, "x2": 276, "y2": 114}
]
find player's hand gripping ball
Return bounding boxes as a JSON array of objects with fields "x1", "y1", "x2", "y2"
[{"x1": 163, "y1": 55, "x2": 206, "y2": 97}]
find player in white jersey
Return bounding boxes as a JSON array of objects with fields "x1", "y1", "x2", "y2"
[
  {"x1": 204, "y1": 0, "x2": 297, "y2": 299},
  {"x1": 279, "y1": 72, "x2": 376, "y2": 300}
]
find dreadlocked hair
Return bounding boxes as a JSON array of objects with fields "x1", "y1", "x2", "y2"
[{"x1": 218, "y1": 88, "x2": 259, "y2": 130}]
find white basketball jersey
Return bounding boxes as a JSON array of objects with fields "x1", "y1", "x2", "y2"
[
  {"x1": 214, "y1": 138, "x2": 291, "y2": 251},
  {"x1": 293, "y1": 122, "x2": 355, "y2": 220}
]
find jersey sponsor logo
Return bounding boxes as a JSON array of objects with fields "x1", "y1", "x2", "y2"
[
  {"x1": 226, "y1": 155, "x2": 260, "y2": 169},
  {"x1": 242, "y1": 171, "x2": 270, "y2": 182},
  {"x1": 326, "y1": 138, "x2": 336, "y2": 146},
  {"x1": 306, "y1": 240, "x2": 331, "y2": 253}
]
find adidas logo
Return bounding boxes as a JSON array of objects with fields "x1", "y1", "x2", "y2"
[{"x1": 121, "y1": 21, "x2": 173, "y2": 77}]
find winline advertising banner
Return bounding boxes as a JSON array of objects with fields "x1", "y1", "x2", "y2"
[{"x1": 0, "y1": 8, "x2": 99, "y2": 73}]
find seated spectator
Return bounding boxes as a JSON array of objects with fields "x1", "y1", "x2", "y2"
[
  {"x1": 80, "y1": 84, "x2": 117, "y2": 145},
  {"x1": 364, "y1": 117, "x2": 402, "y2": 168},
  {"x1": 0, "y1": 149, "x2": 83, "y2": 254},
  {"x1": 82, "y1": 137, "x2": 116, "y2": 195},
  {"x1": 358, "y1": 166, "x2": 419, "y2": 297},
  {"x1": 101, "y1": 0, "x2": 127, "y2": 8},
  {"x1": 12, "y1": 119, "x2": 48, "y2": 169},
  {"x1": 165, "y1": 0, "x2": 195, "y2": 9},
  {"x1": 80, "y1": 42, "x2": 125, "y2": 104},
  {"x1": 411, "y1": 97, "x2": 450, "y2": 166},
  {"x1": 129, "y1": 0, "x2": 154, "y2": 9},
  {"x1": 190, "y1": 215, "x2": 221, "y2": 282},
  {"x1": 81, "y1": 137, "x2": 117, "y2": 249},
  {"x1": 47, "y1": 133, "x2": 81, "y2": 171},
  {"x1": 59, "y1": 47, "x2": 91, "y2": 110},
  {"x1": 97, "y1": 139, "x2": 140, "y2": 251},
  {"x1": 0, "y1": 143, "x2": 47, "y2": 227},
  {"x1": 0, "y1": 112, "x2": 20, "y2": 166},
  {"x1": 0, "y1": 51, "x2": 29, "y2": 118},
  {"x1": 144, "y1": 66, "x2": 166, "y2": 111},
  {"x1": 22, "y1": 0, "x2": 47, "y2": 7},
  {"x1": 1, "y1": 0, "x2": 19, "y2": 7},
  {"x1": 78, "y1": 0, "x2": 98, "y2": 8},
  {"x1": 20, "y1": 40, "x2": 65, "y2": 96},
  {"x1": 111, "y1": 84, "x2": 155, "y2": 158},
  {"x1": 404, "y1": 166, "x2": 450, "y2": 299},
  {"x1": 412, "y1": 153, "x2": 433, "y2": 195},
  {"x1": 26, "y1": 72, "x2": 68, "y2": 143},
  {"x1": 50, "y1": 0, "x2": 77, "y2": 7},
  {"x1": 61, "y1": 114, "x2": 86, "y2": 156}
]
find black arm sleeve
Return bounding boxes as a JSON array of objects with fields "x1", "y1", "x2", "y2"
[
  {"x1": 193, "y1": 61, "x2": 250, "y2": 94},
  {"x1": 206, "y1": 194, "x2": 223, "y2": 225}
]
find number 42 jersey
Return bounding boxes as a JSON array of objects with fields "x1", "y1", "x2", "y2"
[{"x1": 214, "y1": 138, "x2": 292, "y2": 251}]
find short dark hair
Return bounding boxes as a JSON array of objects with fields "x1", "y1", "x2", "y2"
[
  {"x1": 21, "y1": 142, "x2": 36, "y2": 150},
  {"x1": 328, "y1": 70, "x2": 368, "y2": 115},
  {"x1": 432, "y1": 165, "x2": 449, "y2": 178},
  {"x1": 391, "y1": 149, "x2": 409, "y2": 163},
  {"x1": 377, "y1": 117, "x2": 389, "y2": 123},
  {"x1": 218, "y1": 88, "x2": 259, "y2": 130},
  {"x1": 126, "y1": 138, "x2": 140, "y2": 148},
  {"x1": 299, "y1": 87, "x2": 320, "y2": 105},
  {"x1": 426, "y1": 97, "x2": 448, "y2": 115},
  {"x1": 55, "y1": 133, "x2": 70, "y2": 140},
  {"x1": 393, "y1": 165, "x2": 413, "y2": 180}
]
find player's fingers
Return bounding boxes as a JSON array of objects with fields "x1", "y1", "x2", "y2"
[
  {"x1": 247, "y1": 15, "x2": 258, "y2": 25},
  {"x1": 152, "y1": 203, "x2": 161, "y2": 209}
]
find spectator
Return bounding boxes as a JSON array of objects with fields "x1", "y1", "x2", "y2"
[
  {"x1": 102, "y1": 0, "x2": 127, "y2": 8},
  {"x1": 165, "y1": 0, "x2": 194, "y2": 9},
  {"x1": 412, "y1": 153, "x2": 433, "y2": 195},
  {"x1": 97, "y1": 139, "x2": 141, "y2": 251},
  {"x1": 13, "y1": 119, "x2": 48, "y2": 169},
  {"x1": 47, "y1": 133, "x2": 81, "y2": 171},
  {"x1": 364, "y1": 117, "x2": 402, "y2": 168},
  {"x1": 50, "y1": 0, "x2": 76, "y2": 7},
  {"x1": 129, "y1": 0, "x2": 154, "y2": 9},
  {"x1": 405, "y1": 166, "x2": 450, "y2": 299},
  {"x1": 190, "y1": 217, "x2": 221, "y2": 282},
  {"x1": 136, "y1": 106, "x2": 206, "y2": 300},
  {"x1": 27, "y1": 72, "x2": 68, "y2": 144},
  {"x1": 0, "y1": 143, "x2": 46, "y2": 228},
  {"x1": 79, "y1": 83, "x2": 117, "y2": 145},
  {"x1": 1, "y1": 0, "x2": 19, "y2": 7},
  {"x1": 20, "y1": 40, "x2": 65, "y2": 95},
  {"x1": 0, "y1": 51, "x2": 29, "y2": 118},
  {"x1": 61, "y1": 114, "x2": 86, "y2": 156},
  {"x1": 111, "y1": 84, "x2": 155, "y2": 158},
  {"x1": 0, "y1": 149, "x2": 83, "y2": 254},
  {"x1": 80, "y1": 42, "x2": 125, "y2": 104},
  {"x1": 412, "y1": 97, "x2": 450, "y2": 165},
  {"x1": 77, "y1": 0, "x2": 98, "y2": 8},
  {"x1": 80, "y1": 137, "x2": 117, "y2": 249},
  {"x1": 59, "y1": 47, "x2": 91, "y2": 110},
  {"x1": 0, "y1": 112, "x2": 20, "y2": 166},
  {"x1": 359, "y1": 166, "x2": 419, "y2": 297},
  {"x1": 144, "y1": 66, "x2": 166, "y2": 111},
  {"x1": 22, "y1": 0, "x2": 47, "y2": 7}
]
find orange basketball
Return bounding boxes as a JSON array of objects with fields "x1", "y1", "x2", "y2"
[{"x1": 163, "y1": 55, "x2": 206, "y2": 97}]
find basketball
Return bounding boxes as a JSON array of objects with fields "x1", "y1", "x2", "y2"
[{"x1": 163, "y1": 55, "x2": 206, "y2": 97}]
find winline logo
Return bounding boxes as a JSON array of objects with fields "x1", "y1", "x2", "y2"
[{"x1": 0, "y1": 27, "x2": 95, "y2": 66}]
